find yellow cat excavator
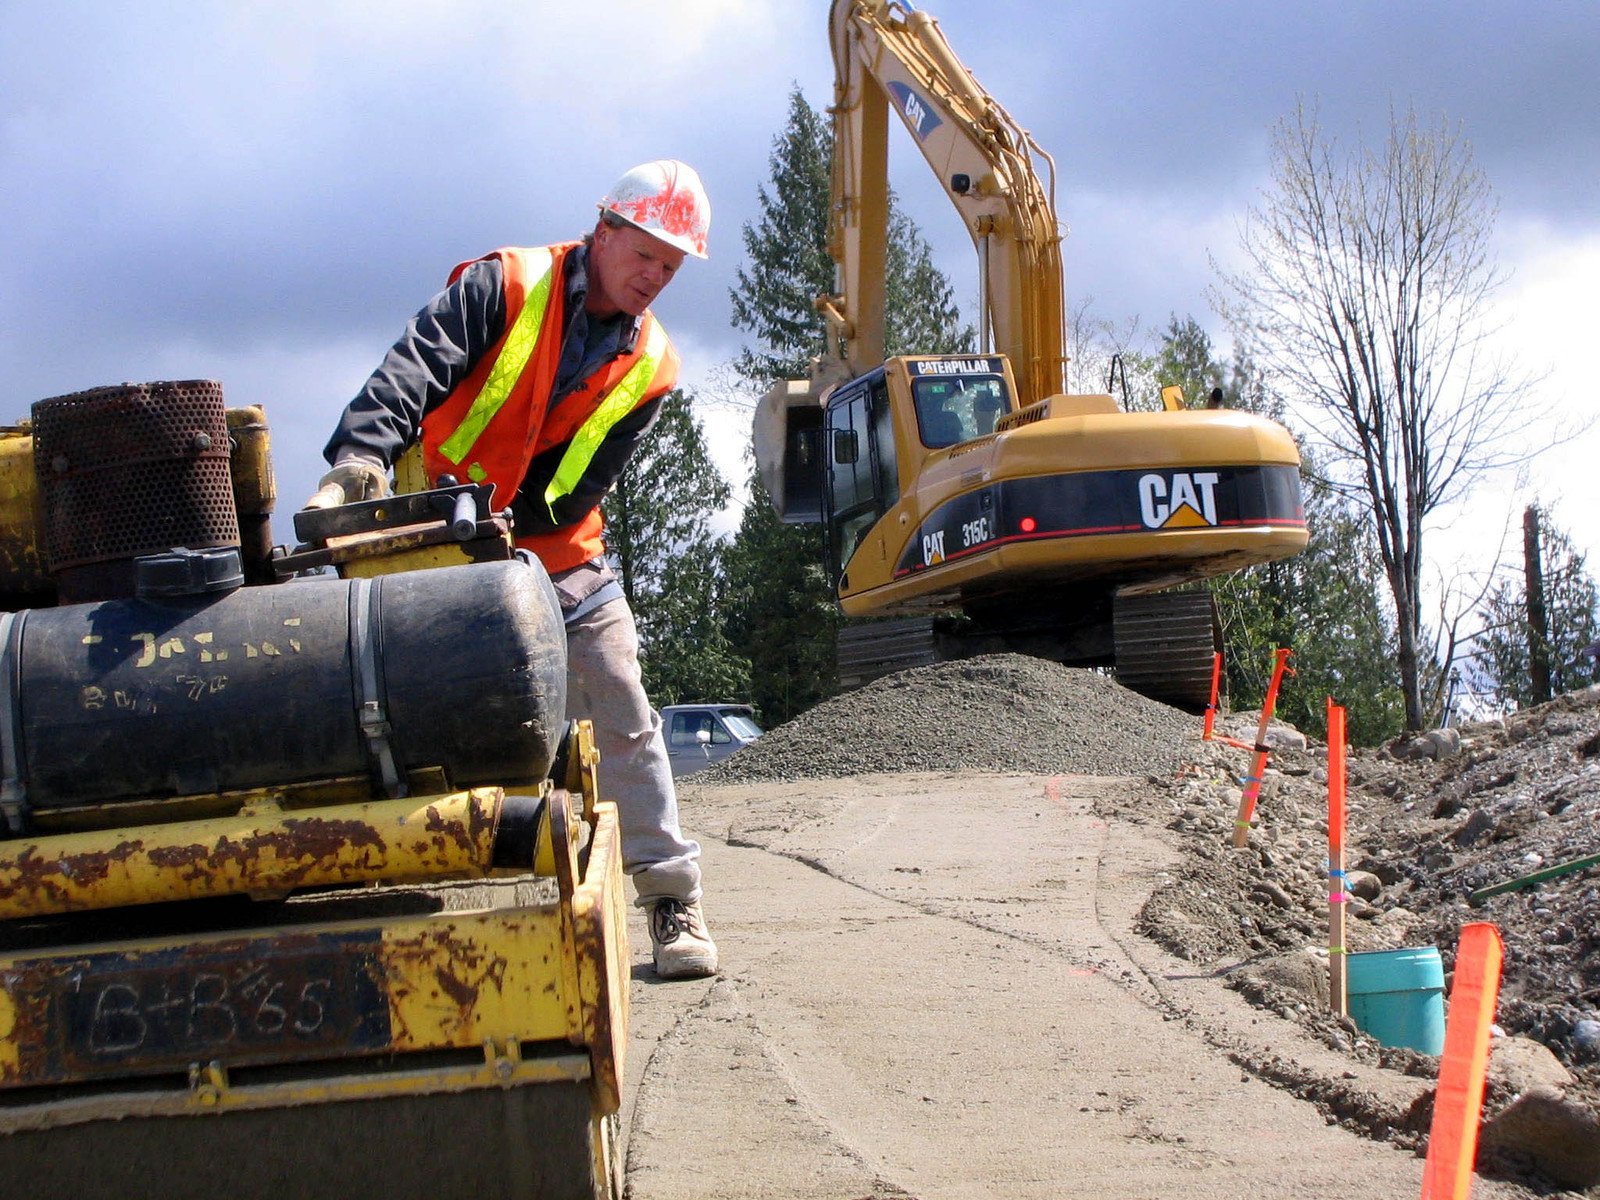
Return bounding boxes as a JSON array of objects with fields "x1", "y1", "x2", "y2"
[{"x1": 753, "y1": 0, "x2": 1307, "y2": 709}]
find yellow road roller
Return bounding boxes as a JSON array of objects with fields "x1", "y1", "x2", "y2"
[{"x1": 0, "y1": 381, "x2": 627, "y2": 1200}]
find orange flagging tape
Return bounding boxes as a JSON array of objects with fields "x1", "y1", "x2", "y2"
[{"x1": 1420, "y1": 923, "x2": 1504, "y2": 1200}]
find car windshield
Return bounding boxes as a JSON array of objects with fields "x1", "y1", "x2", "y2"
[{"x1": 719, "y1": 712, "x2": 763, "y2": 739}]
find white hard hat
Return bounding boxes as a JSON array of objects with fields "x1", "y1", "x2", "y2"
[{"x1": 598, "y1": 160, "x2": 711, "y2": 260}]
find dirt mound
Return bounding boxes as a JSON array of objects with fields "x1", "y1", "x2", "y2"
[
  {"x1": 700, "y1": 654, "x2": 1196, "y2": 783},
  {"x1": 1134, "y1": 688, "x2": 1600, "y2": 1192},
  {"x1": 1349, "y1": 692, "x2": 1600, "y2": 1079}
]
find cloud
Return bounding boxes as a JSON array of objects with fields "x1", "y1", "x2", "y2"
[{"x1": 1, "y1": 0, "x2": 1595, "y2": 578}]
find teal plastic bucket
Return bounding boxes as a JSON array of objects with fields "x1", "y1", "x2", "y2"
[{"x1": 1347, "y1": 946, "x2": 1445, "y2": 1054}]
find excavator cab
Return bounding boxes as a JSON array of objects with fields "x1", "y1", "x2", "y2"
[{"x1": 819, "y1": 355, "x2": 1025, "y2": 589}]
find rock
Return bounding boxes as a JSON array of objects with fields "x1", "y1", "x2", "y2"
[
  {"x1": 1452, "y1": 808, "x2": 1495, "y2": 847},
  {"x1": 1223, "y1": 716, "x2": 1307, "y2": 752},
  {"x1": 1386, "y1": 726, "x2": 1465, "y2": 762},
  {"x1": 1232, "y1": 948, "x2": 1329, "y2": 1008},
  {"x1": 1345, "y1": 870, "x2": 1383, "y2": 901},
  {"x1": 1424, "y1": 727, "x2": 1462, "y2": 760},
  {"x1": 1251, "y1": 881, "x2": 1295, "y2": 910},
  {"x1": 1353, "y1": 856, "x2": 1405, "y2": 887},
  {"x1": 1265, "y1": 723, "x2": 1308, "y2": 752},
  {"x1": 1371, "y1": 906, "x2": 1417, "y2": 934},
  {"x1": 1394, "y1": 735, "x2": 1437, "y2": 762},
  {"x1": 1458, "y1": 716, "x2": 1506, "y2": 739},
  {"x1": 1573, "y1": 1019, "x2": 1600, "y2": 1061},
  {"x1": 1478, "y1": 1085, "x2": 1600, "y2": 1189},
  {"x1": 1433, "y1": 792, "x2": 1466, "y2": 819},
  {"x1": 1488, "y1": 1036, "x2": 1573, "y2": 1094}
]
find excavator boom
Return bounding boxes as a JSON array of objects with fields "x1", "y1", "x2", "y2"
[{"x1": 824, "y1": 0, "x2": 1066, "y2": 404}]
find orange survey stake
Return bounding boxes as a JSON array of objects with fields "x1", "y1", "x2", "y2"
[
  {"x1": 1326, "y1": 699, "x2": 1348, "y2": 1017},
  {"x1": 1420, "y1": 923, "x2": 1504, "y2": 1200},
  {"x1": 1231, "y1": 648, "x2": 1294, "y2": 847}
]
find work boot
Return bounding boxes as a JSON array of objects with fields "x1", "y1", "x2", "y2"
[{"x1": 648, "y1": 898, "x2": 719, "y2": 979}]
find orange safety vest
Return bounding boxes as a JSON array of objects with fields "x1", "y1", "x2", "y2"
[{"x1": 420, "y1": 241, "x2": 679, "y2": 574}]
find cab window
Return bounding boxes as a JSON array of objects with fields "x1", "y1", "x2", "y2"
[{"x1": 912, "y1": 375, "x2": 1011, "y2": 447}]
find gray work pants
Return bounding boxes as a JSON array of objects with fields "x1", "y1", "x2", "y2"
[{"x1": 561, "y1": 592, "x2": 703, "y2": 906}]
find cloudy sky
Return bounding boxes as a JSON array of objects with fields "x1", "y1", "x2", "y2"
[{"x1": 3, "y1": 0, "x2": 1597, "y2": 593}]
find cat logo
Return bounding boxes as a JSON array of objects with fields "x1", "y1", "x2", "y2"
[
  {"x1": 922, "y1": 529, "x2": 947, "y2": 566},
  {"x1": 886, "y1": 82, "x2": 943, "y2": 141},
  {"x1": 1139, "y1": 472, "x2": 1220, "y2": 529}
]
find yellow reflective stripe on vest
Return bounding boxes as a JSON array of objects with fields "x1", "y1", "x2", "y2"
[
  {"x1": 437, "y1": 247, "x2": 556, "y2": 465},
  {"x1": 543, "y1": 319, "x2": 669, "y2": 517}
]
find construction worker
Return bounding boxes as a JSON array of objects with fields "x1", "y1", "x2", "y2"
[{"x1": 306, "y1": 160, "x2": 718, "y2": 979}]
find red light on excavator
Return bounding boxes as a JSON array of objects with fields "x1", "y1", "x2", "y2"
[{"x1": 1020, "y1": 516, "x2": 1037, "y2": 533}]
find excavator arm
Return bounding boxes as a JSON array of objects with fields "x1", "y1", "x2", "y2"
[
  {"x1": 824, "y1": 0, "x2": 1066, "y2": 405},
  {"x1": 754, "y1": 0, "x2": 1073, "y2": 521}
]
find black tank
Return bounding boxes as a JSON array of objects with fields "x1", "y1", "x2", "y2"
[{"x1": 1, "y1": 557, "x2": 566, "y2": 821}]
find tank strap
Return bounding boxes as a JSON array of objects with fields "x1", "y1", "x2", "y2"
[{"x1": 348, "y1": 578, "x2": 405, "y2": 798}]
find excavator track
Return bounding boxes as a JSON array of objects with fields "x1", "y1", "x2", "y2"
[
  {"x1": 837, "y1": 590, "x2": 1222, "y2": 714},
  {"x1": 837, "y1": 615, "x2": 943, "y2": 691},
  {"x1": 1111, "y1": 590, "x2": 1222, "y2": 713}
]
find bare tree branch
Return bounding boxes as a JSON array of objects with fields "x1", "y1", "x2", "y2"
[{"x1": 1213, "y1": 101, "x2": 1550, "y2": 730}]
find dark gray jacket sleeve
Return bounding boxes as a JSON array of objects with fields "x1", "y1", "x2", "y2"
[{"x1": 322, "y1": 259, "x2": 506, "y2": 468}]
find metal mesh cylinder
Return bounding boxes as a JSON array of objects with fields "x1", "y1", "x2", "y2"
[{"x1": 32, "y1": 380, "x2": 240, "y2": 603}]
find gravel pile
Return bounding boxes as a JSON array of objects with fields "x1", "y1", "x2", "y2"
[{"x1": 699, "y1": 653, "x2": 1198, "y2": 783}]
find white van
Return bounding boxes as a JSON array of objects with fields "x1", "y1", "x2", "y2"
[{"x1": 660, "y1": 704, "x2": 764, "y2": 777}]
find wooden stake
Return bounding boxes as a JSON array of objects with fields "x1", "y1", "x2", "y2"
[
  {"x1": 1326, "y1": 699, "x2": 1348, "y2": 1017},
  {"x1": 1231, "y1": 648, "x2": 1293, "y2": 848}
]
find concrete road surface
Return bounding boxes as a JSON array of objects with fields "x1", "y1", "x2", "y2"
[
  {"x1": 613, "y1": 772, "x2": 1521, "y2": 1200},
  {"x1": 604, "y1": 774, "x2": 1516, "y2": 1196}
]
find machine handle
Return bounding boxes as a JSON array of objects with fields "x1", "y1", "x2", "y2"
[{"x1": 450, "y1": 491, "x2": 478, "y2": 541}]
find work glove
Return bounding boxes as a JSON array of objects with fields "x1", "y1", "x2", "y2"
[{"x1": 302, "y1": 453, "x2": 390, "y2": 510}]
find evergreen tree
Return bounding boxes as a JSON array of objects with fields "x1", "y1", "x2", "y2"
[
  {"x1": 1473, "y1": 509, "x2": 1600, "y2": 710},
  {"x1": 725, "y1": 86, "x2": 974, "y2": 723},
  {"x1": 1214, "y1": 479, "x2": 1405, "y2": 745},
  {"x1": 730, "y1": 87, "x2": 834, "y2": 387},
  {"x1": 884, "y1": 205, "x2": 975, "y2": 356},
  {"x1": 1157, "y1": 316, "x2": 1404, "y2": 743},
  {"x1": 602, "y1": 389, "x2": 748, "y2": 705},
  {"x1": 720, "y1": 471, "x2": 840, "y2": 725},
  {"x1": 730, "y1": 85, "x2": 974, "y2": 382}
]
